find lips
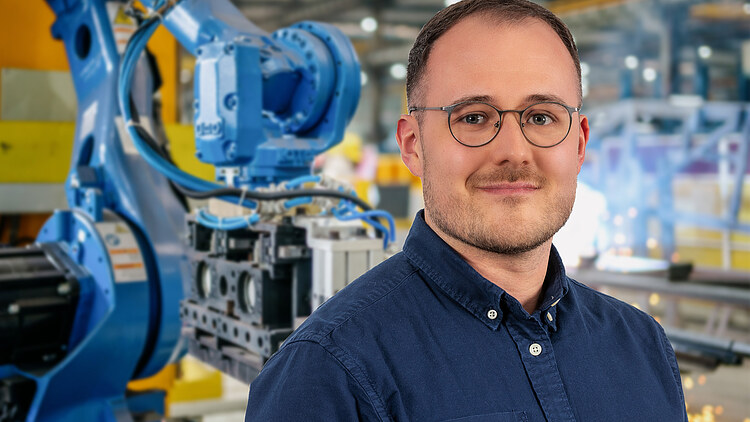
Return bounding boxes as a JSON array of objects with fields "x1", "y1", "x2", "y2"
[
  {"x1": 476, "y1": 182, "x2": 540, "y2": 194},
  {"x1": 467, "y1": 167, "x2": 546, "y2": 193},
  {"x1": 477, "y1": 182, "x2": 539, "y2": 190}
]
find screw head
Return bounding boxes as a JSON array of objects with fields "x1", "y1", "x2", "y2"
[{"x1": 57, "y1": 283, "x2": 71, "y2": 295}]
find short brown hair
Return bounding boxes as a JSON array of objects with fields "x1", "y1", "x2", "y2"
[{"x1": 406, "y1": 0, "x2": 581, "y2": 107}]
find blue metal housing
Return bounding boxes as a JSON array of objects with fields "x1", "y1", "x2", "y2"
[
  {"x1": 29, "y1": 211, "x2": 151, "y2": 421},
  {"x1": 45, "y1": 0, "x2": 187, "y2": 381},
  {"x1": 161, "y1": 0, "x2": 361, "y2": 186}
]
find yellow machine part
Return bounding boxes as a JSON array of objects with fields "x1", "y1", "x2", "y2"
[
  {"x1": 127, "y1": 358, "x2": 224, "y2": 415},
  {"x1": 674, "y1": 228, "x2": 750, "y2": 271},
  {"x1": 0, "y1": 121, "x2": 213, "y2": 183},
  {"x1": 375, "y1": 153, "x2": 419, "y2": 187},
  {"x1": 0, "y1": 122, "x2": 75, "y2": 183},
  {"x1": 0, "y1": 0, "x2": 179, "y2": 123},
  {"x1": 167, "y1": 357, "x2": 224, "y2": 403}
]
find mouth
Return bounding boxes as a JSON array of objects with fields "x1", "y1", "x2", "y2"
[{"x1": 475, "y1": 182, "x2": 540, "y2": 195}]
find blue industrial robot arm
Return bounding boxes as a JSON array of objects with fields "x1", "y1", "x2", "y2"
[
  {"x1": 125, "y1": 0, "x2": 361, "y2": 188},
  {"x1": 0, "y1": 1, "x2": 392, "y2": 421}
]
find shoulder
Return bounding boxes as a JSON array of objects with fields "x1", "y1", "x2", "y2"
[
  {"x1": 246, "y1": 254, "x2": 418, "y2": 421},
  {"x1": 286, "y1": 251, "x2": 420, "y2": 345},
  {"x1": 248, "y1": 253, "x2": 419, "y2": 421},
  {"x1": 565, "y1": 275, "x2": 686, "y2": 410},
  {"x1": 565, "y1": 276, "x2": 663, "y2": 333},
  {"x1": 247, "y1": 338, "x2": 387, "y2": 421},
  {"x1": 564, "y1": 276, "x2": 678, "y2": 375}
]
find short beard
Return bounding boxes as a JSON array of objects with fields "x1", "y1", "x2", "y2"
[{"x1": 421, "y1": 139, "x2": 576, "y2": 256}]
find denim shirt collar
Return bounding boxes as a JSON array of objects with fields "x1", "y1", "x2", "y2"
[{"x1": 402, "y1": 210, "x2": 569, "y2": 332}]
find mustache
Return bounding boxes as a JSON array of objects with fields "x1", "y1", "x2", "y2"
[{"x1": 467, "y1": 167, "x2": 546, "y2": 188}]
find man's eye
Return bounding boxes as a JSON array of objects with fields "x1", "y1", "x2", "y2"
[
  {"x1": 527, "y1": 113, "x2": 553, "y2": 125},
  {"x1": 460, "y1": 114, "x2": 486, "y2": 125}
]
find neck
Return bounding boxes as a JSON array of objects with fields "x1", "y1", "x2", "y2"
[{"x1": 428, "y1": 220, "x2": 552, "y2": 315}]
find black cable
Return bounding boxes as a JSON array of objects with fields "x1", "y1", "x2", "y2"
[
  {"x1": 11, "y1": 237, "x2": 36, "y2": 247},
  {"x1": 132, "y1": 123, "x2": 372, "y2": 210},
  {"x1": 130, "y1": 104, "x2": 189, "y2": 211},
  {"x1": 124, "y1": 13, "x2": 191, "y2": 212},
  {"x1": 0, "y1": 215, "x2": 7, "y2": 248},
  {"x1": 176, "y1": 184, "x2": 372, "y2": 210},
  {"x1": 9, "y1": 215, "x2": 20, "y2": 247}
]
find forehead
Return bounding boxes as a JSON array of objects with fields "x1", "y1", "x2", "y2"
[{"x1": 422, "y1": 15, "x2": 578, "y2": 107}]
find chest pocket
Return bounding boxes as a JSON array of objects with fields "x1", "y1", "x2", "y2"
[{"x1": 440, "y1": 411, "x2": 528, "y2": 422}]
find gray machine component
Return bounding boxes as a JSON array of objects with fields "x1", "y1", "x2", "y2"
[
  {"x1": 180, "y1": 214, "x2": 385, "y2": 384},
  {"x1": 182, "y1": 217, "x2": 310, "y2": 383},
  {"x1": 301, "y1": 217, "x2": 385, "y2": 310}
]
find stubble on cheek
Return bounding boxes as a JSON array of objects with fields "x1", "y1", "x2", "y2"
[{"x1": 419, "y1": 136, "x2": 578, "y2": 256}]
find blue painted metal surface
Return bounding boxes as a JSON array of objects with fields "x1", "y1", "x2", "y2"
[
  {"x1": 0, "y1": 210, "x2": 150, "y2": 422},
  {"x1": 47, "y1": 0, "x2": 187, "y2": 382}
]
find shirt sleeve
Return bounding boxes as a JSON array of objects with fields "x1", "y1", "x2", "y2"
[
  {"x1": 244, "y1": 339, "x2": 382, "y2": 421},
  {"x1": 657, "y1": 323, "x2": 689, "y2": 422}
]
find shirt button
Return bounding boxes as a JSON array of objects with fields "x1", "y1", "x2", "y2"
[
  {"x1": 487, "y1": 309, "x2": 498, "y2": 320},
  {"x1": 529, "y1": 343, "x2": 542, "y2": 356}
]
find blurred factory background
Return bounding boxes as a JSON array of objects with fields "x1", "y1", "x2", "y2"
[{"x1": 1, "y1": 0, "x2": 749, "y2": 421}]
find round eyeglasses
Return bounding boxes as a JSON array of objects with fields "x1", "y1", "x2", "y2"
[{"x1": 408, "y1": 101, "x2": 580, "y2": 148}]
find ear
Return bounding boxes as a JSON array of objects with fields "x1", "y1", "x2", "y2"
[
  {"x1": 576, "y1": 113, "x2": 590, "y2": 174},
  {"x1": 396, "y1": 114, "x2": 424, "y2": 178}
]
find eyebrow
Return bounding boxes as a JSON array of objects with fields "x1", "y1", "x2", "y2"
[
  {"x1": 447, "y1": 93, "x2": 573, "y2": 108},
  {"x1": 522, "y1": 93, "x2": 570, "y2": 106},
  {"x1": 448, "y1": 94, "x2": 495, "y2": 105}
]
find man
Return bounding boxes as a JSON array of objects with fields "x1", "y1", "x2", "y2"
[{"x1": 245, "y1": 1, "x2": 688, "y2": 420}]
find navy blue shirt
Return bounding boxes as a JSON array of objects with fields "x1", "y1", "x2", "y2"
[{"x1": 245, "y1": 212, "x2": 687, "y2": 421}]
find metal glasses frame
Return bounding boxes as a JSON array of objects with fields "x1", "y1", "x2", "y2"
[{"x1": 408, "y1": 100, "x2": 581, "y2": 148}]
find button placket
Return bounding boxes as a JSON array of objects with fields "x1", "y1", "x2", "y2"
[{"x1": 505, "y1": 316, "x2": 576, "y2": 421}]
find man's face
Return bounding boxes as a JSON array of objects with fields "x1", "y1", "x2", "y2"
[{"x1": 397, "y1": 15, "x2": 589, "y2": 255}]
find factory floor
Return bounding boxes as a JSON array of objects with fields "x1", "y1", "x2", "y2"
[{"x1": 682, "y1": 359, "x2": 750, "y2": 421}]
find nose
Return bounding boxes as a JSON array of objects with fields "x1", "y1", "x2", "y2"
[{"x1": 488, "y1": 111, "x2": 532, "y2": 165}]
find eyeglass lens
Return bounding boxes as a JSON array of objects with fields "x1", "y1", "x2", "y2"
[{"x1": 448, "y1": 102, "x2": 572, "y2": 147}]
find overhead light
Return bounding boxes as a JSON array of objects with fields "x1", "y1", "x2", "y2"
[
  {"x1": 580, "y1": 62, "x2": 590, "y2": 77},
  {"x1": 581, "y1": 76, "x2": 589, "y2": 98},
  {"x1": 444, "y1": 0, "x2": 461, "y2": 6},
  {"x1": 360, "y1": 17, "x2": 378, "y2": 33},
  {"x1": 360, "y1": 71, "x2": 368, "y2": 87},
  {"x1": 642, "y1": 67, "x2": 657, "y2": 82},
  {"x1": 624, "y1": 55, "x2": 639, "y2": 70},
  {"x1": 390, "y1": 63, "x2": 407, "y2": 80},
  {"x1": 697, "y1": 45, "x2": 712, "y2": 59},
  {"x1": 614, "y1": 233, "x2": 627, "y2": 245}
]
